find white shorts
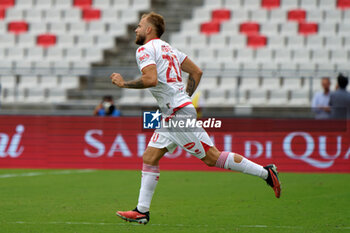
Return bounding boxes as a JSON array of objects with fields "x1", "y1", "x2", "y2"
[{"x1": 148, "y1": 105, "x2": 214, "y2": 159}]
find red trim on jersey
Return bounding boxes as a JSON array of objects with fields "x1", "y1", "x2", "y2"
[
  {"x1": 181, "y1": 56, "x2": 188, "y2": 65},
  {"x1": 144, "y1": 38, "x2": 160, "y2": 45},
  {"x1": 164, "y1": 101, "x2": 193, "y2": 122},
  {"x1": 200, "y1": 141, "x2": 212, "y2": 152},
  {"x1": 140, "y1": 63, "x2": 156, "y2": 73}
]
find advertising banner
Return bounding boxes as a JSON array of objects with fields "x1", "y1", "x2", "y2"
[{"x1": 0, "y1": 116, "x2": 349, "y2": 172}]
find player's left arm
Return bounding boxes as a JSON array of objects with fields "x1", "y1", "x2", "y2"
[
  {"x1": 181, "y1": 57, "x2": 203, "y2": 97},
  {"x1": 110, "y1": 65, "x2": 158, "y2": 89}
]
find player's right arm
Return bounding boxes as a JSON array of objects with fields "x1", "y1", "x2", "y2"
[{"x1": 181, "y1": 57, "x2": 203, "y2": 97}]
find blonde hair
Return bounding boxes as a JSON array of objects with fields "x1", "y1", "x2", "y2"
[{"x1": 142, "y1": 12, "x2": 165, "y2": 38}]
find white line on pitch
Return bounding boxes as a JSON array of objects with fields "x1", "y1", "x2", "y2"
[
  {"x1": 0, "y1": 170, "x2": 95, "y2": 179},
  {"x1": 6, "y1": 221, "x2": 350, "y2": 230}
]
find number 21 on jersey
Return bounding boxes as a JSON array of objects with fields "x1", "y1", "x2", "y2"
[{"x1": 162, "y1": 54, "x2": 182, "y2": 83}]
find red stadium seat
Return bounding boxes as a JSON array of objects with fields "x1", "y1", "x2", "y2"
[
  {"x1": 74, "y1": 0, "x2": 92, "y2": 8},
  {"x1": 240, "y1": 22, "x2": 260, "y2": 35},
  {"x1": 0, "y1": 8, "x2": 5, "y2": 19},
  {"x1": 212, "y1": 9, "x2": 231, "y2": 22},
  {"x1": 261, "y1": 0, "x2": 280, "y2": 9},
  {"x1": 82, "y1": 8, "x2": 101, "y2": 21},
  {"x1": 8, "y1": 21, "x2": 28, "y2": 34},
  {"x1": 338, "y1": 0, "x2": 350, "y2": 9},
  {"x1": 247, "y1": 35, "x2": 267, "y2": 48},
  {"x1": 37, "y1": 34, "x2": 57, "y2": 48},
  {"x1": 299, "y1": 22, "x2": 318, "y2": 35},
  {"x1": 200, "y1": 22, "x2": 220, "y2": 35},
  {"x1": 288, "y1": 9, "x2": 306, "y2": 22},
  {"x1": 0, "y1": 0, "x2": 14, "y2": 9}
]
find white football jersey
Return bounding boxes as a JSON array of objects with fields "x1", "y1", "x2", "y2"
[{"x1": 136, "y1": 38, "x2": 192, "y2": 116}]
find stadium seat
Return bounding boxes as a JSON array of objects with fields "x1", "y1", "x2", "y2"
[
  {"x1": 46, "y1": 47, "x2": 63, "y2": 61},
  {"x1": 203, "y1": 0, "x2": 223, "y2": 9},
  {"x1": 298, "y1": 22, "x2": 318, "y2": 35},
  {"x1": 338, "y1": 23, "x2": 350, "y2": 36},
  {"x1": 250, "y1": 10, "x2": 268, "y2": 22},
  {"x1": 74, "y1": 0, "x2": 92, "y2": 9},
  {"x1": 26, "y1": 47, "x2": 44, "y2": 61},
  {"x1": 35, "y1": 0, "x2": 53, "y2": 9},
  {"x1": 232, "y1": 10, "x2": 249, "y2": 21},
  {"x1": 216, "y1": 48, "x2": 234, "y2": 62},
  {"x1": 82, "y1": 8, "x2": 101, "y2": 21},
  {"x1": 0, "y1": 75, "x2": 16, "y2": 88},
  {"x1": 240, "y1": 22, "x2": 260, "y2": 35},
  {"x1": 300, "y1": 0, "x2": 317, "y2": 10},
  {"x1": 268, "y1": 89, "x2": 288, "y2": 105},
  {"x1": 236, "y1": 49, "x2": 254, "y2": 62},
  {"x1": 330, "y1": 49, "x2": 349, "y2": 63},
  {"x1": 246, "y1": 89, "x2": 268, "y2": 105},
  {"x1": 282, "y1": 77, "x2": 302, "y2": 89},
  {"x1": 59, "y1": 76, "x2": 79, "y2": 89},
  {"x1": 8, "y1": 21, "x2": 28, "y2": 34},
  {"x1": 280, "y1": 22, "x2": 298, "y2": 36},
  {"x1": 324, "y1": 10, "x2": 343, "y2": 22},
  {"x1": 119, "y1": 88, "x2": 142, "y2": 106},
  {"x1": 325, "y1": 36, "x2": 343, "y2": 49},
  {"x1": 318, "y1": 22, "x2": 337, "y2": 35},
  {"x1": 312, "y1": 50, "x2": 330, "y2": 64},
  {"x1": 5, "y1": 8, "x2": 23, "y2": 21},
  {"x1": 93, "y1": 0, "x2": 110, "y2": 9},
  {"x1": 240, "y1": 76, "x2": 260, "y2": 90},
  {"x1": 26, "y1": 88, "x2": 46, "y2": 103},
  {"x1": 29, "y1": 22, "x2": 47, "y2": 34},
  {"x1": 37, "y1": 34, "x2": 57, "y2": 48},
  {"x1": 205, "y1": 89, "x2": 227, "y2": 107},
  {"x1": 261, "y1": 0, "x2": 280, "y2": 9},
  {"x1": 197, "y1": 77, "x2": 218, "y2": 90},
  {"x1": 47, "y1": 88, "x2": 67, "y2": 102},
  {"x1": 305, "y1": 35, "x2": 323, "y2": 49},
  {"x1": 114, "y1": 0, "x2": 130, "y2": 9},
  {"x1": 18, "y1": 75, "x2": 39, "y2": 89},
  {"x1": 260, "y1": 23, "x2": 278, "y2": 36},
  {"x1": 223, "y1": 0, "x2": 241, "y2": 9},
  {"x1": 337, "y1": 0, "x2": 350, "y2": 9},
  {"x1": 219, "y1": 76, "x2": 238, "y2": 90},
  {"x1": 132, "y1": 0, "x2": 151, "y2": 10},
  {"x1": 319, "y1": 0, "x2": 336, "y2": 9},
  {"x1": 289, "y1": 89, "x2": 309, "y2": 105},
  {"x1": 190, "y1": 34, "x2": 207, "y2": 49},
  {"x1": 68, "y1": 22, "x2": 86, "y2": 35},
  {"x1": 255, "y1": 48, "x2": 273, "y2": 62},
  {"x1": 228, "y1": 35, "x2": 246, "y2": 48},
  {"x1": 17, "y1": 34, "x2": 35, "y2": 48},
  {"x1": 261, "y1": 77, "x2": 281, "y2": 90},
  {"x1": 63, "y1": 8, "x2": 81, "y2": 22},
  {"x1": 287, "y1": 9, "x2": 306, "y2": 22},
  {"x1": 24, "y1": 9, "x2": 42, "y2": 22},
  {"x1": 306, "y1": 10, "x2": 323, "y2": 22},
  {"x1": 6, "y1": 47, "x2": 24, "y2": 60},
  {"x1": 200, "y1": 21, "x2": 220, "y2": 35},
  {"x1": 281, "y1": 0, "x2": 299, "y2": 10},
  {"x1": 212, "y1": 9, "x2": 231, "y2": 23},
  {"x1": 286, "y1": 35, "x2": 304, "y2": 49},
  {"x1": 40, "y1": 75, "x2": 58, "y2": 88},
  {"x1": 208, "y1": 34, "x2": 227, "y2": 48},
  {"x1": 293, "y1": 49, "x2": 311, "y2": 63},
  {"x1": 0, "y1": 0, "x2": 14, "y2": 9},
  {"x1": 53, "y1": 61, "x2": 70, "y2": 75},
  {"x1": 269, "y1": 9, "x2": 287, "y2": 22},
  {"x1": 247, "y1": 34, "x2": 267, "y2": 48}
]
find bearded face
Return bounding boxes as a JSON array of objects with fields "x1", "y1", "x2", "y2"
[{"x1": 135, "y1": 32, "x2": 146, "y2": 45}]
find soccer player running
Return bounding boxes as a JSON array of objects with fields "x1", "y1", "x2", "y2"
[{"x1": 111, "y1": 12, "x2": 281, "y2": 225}]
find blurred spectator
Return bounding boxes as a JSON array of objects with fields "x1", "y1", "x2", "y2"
[
  {"x1": 94, "y1": 95, "x2": 121, "y2": 117},
  {"x1": 311, "y1": 77, "x2": 331, "y2": 119},
  {"x1": 329, "y1": 74, "x2": 350, "y2": 119}
]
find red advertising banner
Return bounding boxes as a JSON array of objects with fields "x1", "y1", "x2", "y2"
[{"x1": 0, "y1": 116, "x2": 349, "y2": 172}]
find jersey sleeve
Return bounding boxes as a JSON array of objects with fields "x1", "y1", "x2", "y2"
[
  {"x1": 136, "y1": 45, "x2": 156, "y2": 72},
  {"x1": 174, "y1": 49, "x2": 188, "y2": 65}
]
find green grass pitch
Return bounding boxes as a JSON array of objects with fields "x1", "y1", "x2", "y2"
[{"x1": 0, "y1": 169, "x2": 349, "y2": 233}]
